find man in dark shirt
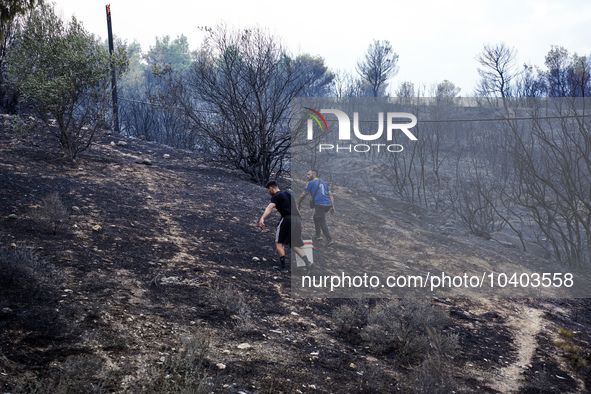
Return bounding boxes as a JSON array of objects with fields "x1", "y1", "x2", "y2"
[{"x1": 259, "y1": 180, "x2": 313, "y2": 274}]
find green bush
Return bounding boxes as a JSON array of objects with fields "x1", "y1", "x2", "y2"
[
  {"x1": 6, "y1": 3, "x2": 127, "y2": 160},
  {"x1": 556, "y1": 328, "x2": 591, "y2": 388}
]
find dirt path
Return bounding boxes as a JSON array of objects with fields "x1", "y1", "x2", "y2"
[{"x1": 492, "y1": 304, "x2": 544, "y2": 393}]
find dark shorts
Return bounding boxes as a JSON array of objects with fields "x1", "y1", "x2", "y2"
[{"x1": 275, "y1": 215, "x2": 304, "y2": 248}]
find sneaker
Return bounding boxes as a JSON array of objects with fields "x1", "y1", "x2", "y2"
[
  {"x1": 305, "y1": 262, "x2": 314, "y2": 275},
  {"x1": 313, "y1": 235, "x2": 323, "y2": 241},
  {"x1": 324, "y1": 239, "x2": 335, "y2": 247},
  {"x1": 273, "y1": 265, "x2": 289, "y2": 273}
]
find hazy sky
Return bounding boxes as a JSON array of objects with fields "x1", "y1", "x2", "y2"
[{"x1": 51, "y1": 0, "x2": 591, "y2": 95}]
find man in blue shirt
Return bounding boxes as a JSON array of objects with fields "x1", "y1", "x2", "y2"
[{"x1": 297, "y1": 170, "x2": 335, "y2": 247}]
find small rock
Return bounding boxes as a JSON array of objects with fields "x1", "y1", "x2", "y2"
[
  {"x1": 117, "y1": 141, "x2": 128, "y2": 147},
  {"x1": 291, "y1": 312, "x2": 299, "y2": 316},
  {"x1": 8, "y1": 214, "x2": 18, "y2": 220},
  {"x1": 349, "y1": 363, "x2": 357, "y2": 369},
  {"x1": 163, "y1": 154, "x2": 171, "y2": 159},
  {"x1": 499, "y1": 241, "x2": 518, "y2": 249},
  {"x1": 72, "y1": 206, "x2": 80, "y2": 211},
  {"x1": 110, "y1": 141, "x2": 116, "y2": 147},
  {"x1": 216, "y1": 363, "x2": 226, "y2": 370},
  {"x1": 92, "y1": 225, "x2": 102, "y2": 232},
  {"x1": 252, "y1": 257, "x2": 260, "y2": 262},
  {"x1": 237, "y1": 343, "x2": 252, "y2": 350}
]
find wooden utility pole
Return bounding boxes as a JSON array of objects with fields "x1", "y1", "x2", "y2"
[{"x1": 106, "y1": 5, "x2": 120, "y2": 132}]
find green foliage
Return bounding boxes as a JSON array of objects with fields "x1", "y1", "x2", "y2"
[
  {"x1": 555, "y1": 327, "x2": 591, "y2": 389},
  {"x1": 7, "y1": 114, "x2": 37, "y2": 137},
  {"x1": 293, "y1": 53, "x2": 334, "y2": 97},
  {"x1": 543, "y1": 46, "x2": 591, "y2": 97},
  {"x1": 6, "y1": 3, "x2": 127, "y2": 160},
  {"x1": 0, "y1": 0, "x2": 39, "y2": 112},
  {"x1": 0, "y1": 0, "x2": 43, "y2": 41},
  {"x1": 120, "y1": 39, "x2": 146, "y2": 91},
  {"x1": 435, "y1": 80, "x2": 461, "y2": 100},
  {"x1": 145, "y1": 34, "x2": 193, "y2": 74},
  {"x1": 556, "y1": 328, "x2": 590, "y2": 371}
]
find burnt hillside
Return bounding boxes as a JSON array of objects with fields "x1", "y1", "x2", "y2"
[{"x1": 1, "y1": 115, "x2": 590, "y2": 393}]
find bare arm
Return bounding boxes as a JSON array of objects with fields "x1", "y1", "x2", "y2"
[
  {"x1": 297, "y1": 191, "x2": 308, "y2": 210},
  {"x1": 259, "y1": 202, "x2": 276, "y2": 229},
  {"x1": 328, "y1": 190, "x2": 335, "y2": 213}
]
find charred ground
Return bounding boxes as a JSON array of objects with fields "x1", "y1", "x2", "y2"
[{"x1": 1, "y1": 116, "x2": 590, "y2": 393}]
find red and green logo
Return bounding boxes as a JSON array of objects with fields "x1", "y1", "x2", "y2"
[{"x1": 304, "y1": 107, "x2": 328, "y2": 131}]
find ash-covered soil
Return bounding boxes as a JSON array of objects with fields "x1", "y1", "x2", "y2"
[{"x1": 1, "y1": 115, "x2": 590, "y2": 393}]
